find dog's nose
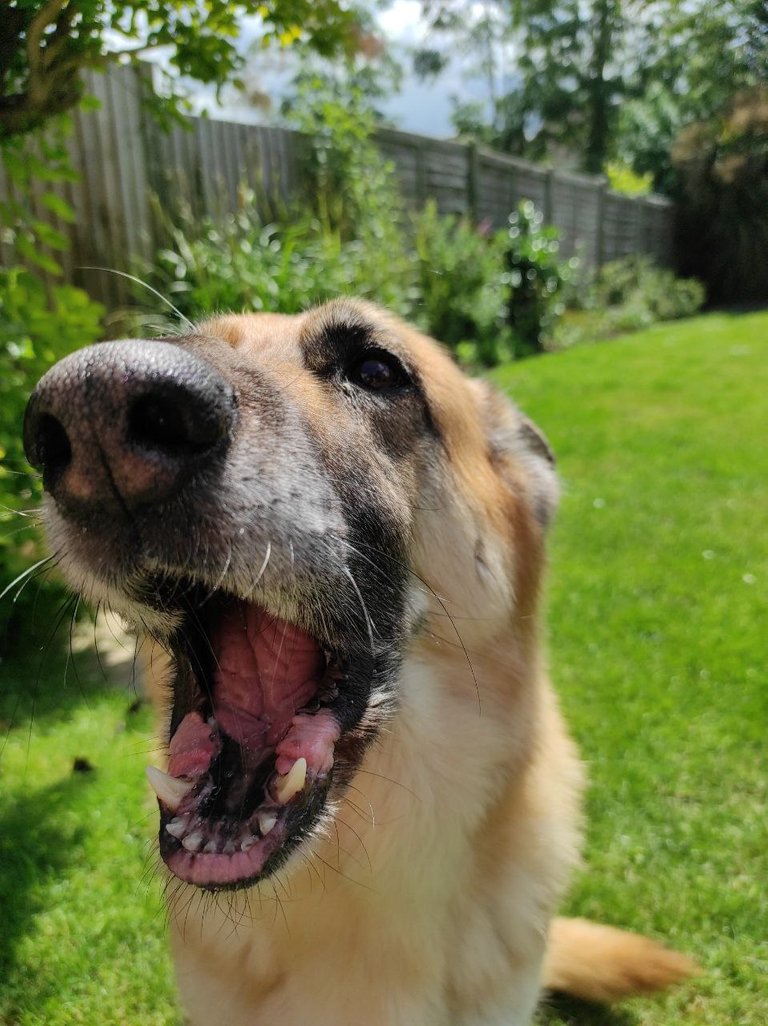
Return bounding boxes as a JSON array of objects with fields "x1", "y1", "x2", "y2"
[{"x1": 24, "y1": 339, "x2": 236, "y2": 515}]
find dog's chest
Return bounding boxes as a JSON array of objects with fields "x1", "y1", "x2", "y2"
[{"x1": 169, "y1": 661, "x2": 561, "y2": 1026}]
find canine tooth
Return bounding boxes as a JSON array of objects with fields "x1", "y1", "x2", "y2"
[
  {"x1": 165, "y1": 815, "x2": 190, "y2": 840},
  {"x1": 182, "y1": 832, "x2": 203, "y2": 852},
  {"x1": 146, "y1": 766, "x2": 194, "y2": 811},
  {"x1": 258, "y1": 811, "x2": 278, "y2": 836},
  {"x1": 274, "y1": 757, "x2": 307, "y2": 804}
]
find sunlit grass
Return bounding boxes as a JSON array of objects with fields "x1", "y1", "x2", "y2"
[
  {"x1": 0, "y1": 608, "x2": 180, "y2": 1026},
  {"x1": 491, "y1": 311, "x2": 767, "y2": 1026},
  {"x1": 0, "y1": 310, "x2": 765, "y2": 1024}
]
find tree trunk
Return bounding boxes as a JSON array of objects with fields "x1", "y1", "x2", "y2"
[{"x1": 584, "y1": 0, "x2": 615, "y2": 174}]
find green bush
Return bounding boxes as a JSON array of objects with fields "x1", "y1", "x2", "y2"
[
  {"x1": 504, "y1": 200, "x2": 575, "y2": 357},
  {"x1": 412, "y1": 201, "x2": 512, "y2": 365},
  {"x1": 595, "y1": 255, "x2": 706, "y2": 324},
  {"x1": 150, "y1": 199, "x2": 418, "y2": 322},
  {"x1": 554, "y1": 255, "x2": 705, "y2": 347},
  {"x1": 0, "y1": 267, "x2": 103, "y2": 600}
]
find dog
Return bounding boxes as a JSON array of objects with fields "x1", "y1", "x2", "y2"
[{"x1": 24, "y1": 300, "x2": 696, "y2": 1025}]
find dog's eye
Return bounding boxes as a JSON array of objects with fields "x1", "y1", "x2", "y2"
[{"x1": 347, "y1": 350, "x2": 411, "y2": 392}]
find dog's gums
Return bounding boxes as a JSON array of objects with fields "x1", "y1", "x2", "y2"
[{"x1": 146, "y1": 594, "x2": 344, "y2": 888}]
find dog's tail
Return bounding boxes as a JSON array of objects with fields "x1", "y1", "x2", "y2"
[{"x1": 543, "y1": 917, "x2": 699, "y2": 1003}]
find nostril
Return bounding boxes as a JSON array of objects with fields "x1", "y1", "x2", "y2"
[
  {"x1": 128, "y1": 389, "x2": 227, "y2": 458},
  {"x1": 34, "y1": 413, "x2": 72, "y2": 485}
]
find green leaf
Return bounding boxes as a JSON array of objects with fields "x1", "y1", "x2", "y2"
[
  {"x1": 15, "y1": 235, "x2": 62, "y2": 275},
  {"x1": 34, "y1": 222, "x2": 70, "y2": 251},
  {"x1": 41, "y1": 193, "x2": 76, "y2": 223}
]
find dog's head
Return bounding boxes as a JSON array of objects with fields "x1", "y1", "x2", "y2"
[{"x1": 24, "y1": 299, "x2": 557, "y2": 890}]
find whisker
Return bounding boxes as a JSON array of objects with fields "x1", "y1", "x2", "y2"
[
  {"x1": 250, "y1": 540, "x2": 272, "y2": 592},
  {"x1": 333, "y1": 815, "x2": 372, "y2": 872},
  {"x1": 78, "y1": 266, "x2": 195, "y2": 331},
  {"x1": 0, "y1": 554, "x2": 56, "y2": 604},
  {"x1": 345, "y1": 539, "x2": 483, "y2": 713},
  {"x1": 0, "y1": 502, "x2": 43, "y2": 515},
  {"x1": 342, "y1": 565, "x2": 376, "y2": 656}
]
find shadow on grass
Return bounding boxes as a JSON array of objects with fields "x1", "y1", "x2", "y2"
[
  {"x1": 539, "y1": 994, "x2": 638, "y2": 1026},
  {"x1": 0, "y1": 593, "x2": 142, "y2": 734},
  {"x1": 0, "y1": 770, "x2": 96, "y2": 985}
]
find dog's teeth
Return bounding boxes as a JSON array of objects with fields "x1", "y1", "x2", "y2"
[
  {"x1": 240, "y1": 835, "x2": 257, "y2": 851},
  {"x1": 223, "y1": 839, "x2": 236, "y2": 855},
  {"x1": 182, "y1": 832, "x2": 203, "y2": 852},
  {"x1": 146, "y1": 766, "x2": 194, "y2": 811},
  {"x1": 274, "y1": 757, "x2": 307, "y2": 804},
  {"x1": 203, "y1": 840, "x2": 218, "y2": 854},
  {"x1": 258, "y1": 811, "x2": 278, "y2": 836},
  {"x1": 165, "y1": 815, "x2": 190, "y2": 840}
]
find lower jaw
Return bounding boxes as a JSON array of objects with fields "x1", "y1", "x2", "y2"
[
  {"x1": 160, "y1": 779, "x2": 331, "y2": 889},
  {"x1": 163, "y1": 815, "x2": 293, "y2": 888},
  {"x1": 156, "y1": 721, "x2": 339, "y2": 889}
]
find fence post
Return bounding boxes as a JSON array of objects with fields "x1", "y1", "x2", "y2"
[
  {"x1": 545, "y1": 168, "x2": 555, "y2": 222},
  {"x1": 596, "y1": 177, "x2": 608, "y2": 268},
  {"x1": 466, "y1": 141, "x2": 479, "y2": 222},
  {"x1": 135, "y1": 62, "x2": 164, "y2": 259},
  {"x1": 634, "y1": 197, "x2": 645, "y2": 254},
  {"x1": 415, "y1": 140, "x2": 428, "y2": 208}
]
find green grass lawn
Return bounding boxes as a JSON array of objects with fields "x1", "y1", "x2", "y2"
[{"x1": 1, "y1": 311, "x2": 766, "y2": 1025}]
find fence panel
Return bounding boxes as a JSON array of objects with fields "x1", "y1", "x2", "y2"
[{"x1": 0, "y1": 64, "x2": 676, "y2": 308}]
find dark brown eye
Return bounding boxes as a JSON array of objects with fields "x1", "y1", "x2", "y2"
[{"x1": 347, "y1": 351, "x2": 411, "y2": 392}]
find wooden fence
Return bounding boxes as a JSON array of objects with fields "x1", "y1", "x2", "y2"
[{"x1": 0, "y1": 64, "x2": 675, "y2": 309}]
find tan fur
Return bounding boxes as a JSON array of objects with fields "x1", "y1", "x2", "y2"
[
  {"x1": 544, "y1": 918, "x2": 700, "y2": 1003},
  {"x1": 124, "y1": 303, "x2": 697, "y2": 1025}
]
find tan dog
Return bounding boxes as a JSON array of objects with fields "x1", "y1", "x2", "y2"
[{"x1": 24, "y1": 300, "x2": 696, "y2": 1025}]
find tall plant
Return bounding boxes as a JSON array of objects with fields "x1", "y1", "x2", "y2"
[{"x1": 505, "y1": 200, "x2": 573, "y2": 356}]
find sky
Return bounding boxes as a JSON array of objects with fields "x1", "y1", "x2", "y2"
[
  {"x1": 374, "y1": 0, "x2": 474, "y2": 135},
  {"x1": 184, "y1": 1, "x2": 489, "y2": 139}
]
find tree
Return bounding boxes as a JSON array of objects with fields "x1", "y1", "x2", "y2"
[
  {"x1": 674, "y1": 86, "x2": 768, "y2": 303},
  {"x1": 0, "y1": 0, "x2": 361, "y2": 139},
  {"x1": 416, "y1": 0, "x2": 627, "y2": 172},
  {"x1": 416, "y1": 0, "x2": 767, "y2": 186},
  {"x1": 617, "y1": 0, "x2": 768, "y2": 190}
]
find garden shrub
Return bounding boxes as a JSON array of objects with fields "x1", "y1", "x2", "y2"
[
  {"x1": 284, "y1": 74, "x2": 404, "y2": 245},
  {"x1": 504, "y1": 200, "x2": 575, "y2": 357},
  {"x1": 412, "y1": 201, "x2": 512, "y2": 365},
  {"x1": 0, "y1": 267, "x2": 104, "y2": 602},
  {"x1": 149, "y1": 84, "x2": 575, "y2": 366},
  {"x1": 554, "y1": 255, "x2": 705, "y2": 347},
  {"x1": 150, "y1": 198, "x2": 418, "y2": 322},
  {"x1": 595, "y1": 255, "x2": 705, "y2": 324}
]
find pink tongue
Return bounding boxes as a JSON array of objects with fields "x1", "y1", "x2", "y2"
[{"x1": 210, "y1": 601, "x2": 322, "y2": 747}]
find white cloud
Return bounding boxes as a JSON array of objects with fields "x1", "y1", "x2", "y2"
[{"x1": 376, "y1": 1, "x2": 426, "y2": 43}]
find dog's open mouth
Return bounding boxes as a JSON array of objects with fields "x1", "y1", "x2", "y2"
[{"x1": 146, "y1": 587, "x2": 348, "y2": 890}]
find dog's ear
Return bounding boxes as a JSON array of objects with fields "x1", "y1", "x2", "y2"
[{"x1": 474, "y1": 380, "x2": 559, "y2": 530}]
